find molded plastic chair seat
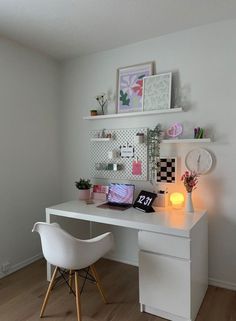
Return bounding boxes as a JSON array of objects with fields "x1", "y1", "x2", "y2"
[{"x1": 32, "y1": 222, "x2": 114, "y2": 321}]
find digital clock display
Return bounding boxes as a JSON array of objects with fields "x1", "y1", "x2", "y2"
[{"x1": 133, "y1": 190, "x2": 157, "y2": 213}]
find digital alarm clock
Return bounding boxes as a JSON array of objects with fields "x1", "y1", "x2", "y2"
[{"x1": 133, "y1": 190, "x2": 157, "y2": 213}]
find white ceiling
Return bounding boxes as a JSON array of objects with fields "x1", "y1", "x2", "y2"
[{"x1": 0, "y1": 0, "x2": 236, "y2": 60}]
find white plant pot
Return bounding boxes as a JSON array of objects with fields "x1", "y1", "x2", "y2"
[{"x1": 78, "y1": 189, "x2": 90, "y2": 200}]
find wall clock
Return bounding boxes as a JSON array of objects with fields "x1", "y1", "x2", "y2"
[{"x1": 185, "y1": 148, "x2": 213, "y2": 175}]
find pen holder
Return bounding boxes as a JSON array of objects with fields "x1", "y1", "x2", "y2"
[
  {"x1": 153, "y1": 190, "x2": 169, "y2": 208},
  {"x1": 134, "y1": 133, "x2": 145, "y2": 144}
]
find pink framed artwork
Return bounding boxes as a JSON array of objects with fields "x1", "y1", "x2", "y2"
[{"x1": 116, "y1": 62, "x2": 154, "y2": 114}]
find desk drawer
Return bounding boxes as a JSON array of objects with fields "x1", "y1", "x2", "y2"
[
  {"x1": 138, "y1": 231, "x2": 190, "y2": 259},
  {"x1": 139, "y1": 251, "x2": 191, "y2": 318}
]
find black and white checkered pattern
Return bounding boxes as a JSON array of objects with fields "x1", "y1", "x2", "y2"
[{"x1": 156, "y1": 158, "x2": 176, "y2": 183}]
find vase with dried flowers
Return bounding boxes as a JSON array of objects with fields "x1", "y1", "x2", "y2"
[
  {"x1": 181, "y1": 171, "x2": 198, "y2": 212},
  {"x1": 95, "y1": 93, "x2": 107, "y2": 115}
]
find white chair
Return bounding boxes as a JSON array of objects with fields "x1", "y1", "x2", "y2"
[{"x1": 32, "y1": 222, "x2": 114, "y2": 321}]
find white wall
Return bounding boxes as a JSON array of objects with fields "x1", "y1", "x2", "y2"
[
  {"x1": 60, "y1": 19, "x2": 236, "y2": 289},
  {"x1": 0, "y1": 37, "x2": 61, "y2": 276}
]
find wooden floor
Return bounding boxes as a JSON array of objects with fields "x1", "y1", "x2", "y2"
[{"x1": 0, "y1": 259, "x2": 236, "y2": 321}]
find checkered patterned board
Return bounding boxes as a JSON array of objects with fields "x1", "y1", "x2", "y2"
[{"x1": 156, "y1": 157, "x2": 177, "y2": 183}]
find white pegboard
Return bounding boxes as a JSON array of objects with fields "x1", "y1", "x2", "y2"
[{"x1": 89, "y1": 128, "x2": 148, "y2": 181}]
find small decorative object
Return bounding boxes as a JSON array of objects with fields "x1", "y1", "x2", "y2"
[
  {"x1": 95, "y1": 162, "x2": 105, "y2": 170},
  {"x1": 113, "y1": 164, "x2": 118, "y2": 171},
  {"x1": 90, "y1": 109, "x2": 97, "y2": 116},
  {"x1": 95, "y1": 93, "x2": 107, "y2": 115},
  {"x1": 170, "y1": 192, "x2": 184, "y2": 209},
  {"x1": 142, "y1": 72, "x2": 172, "y2": 111},
  {"x1": 181, "y1": 171, "x2": 198, "y2": 213},
  {"x1": 107, "y1": 163, "x2": 114, "y2": 170},
  {"x1": 75, "y1": 178, "x2": 92, "y2": 200},
  {"x1": 133, "y1": 190, "x2": 157, "y2": 213},
  {"x1": 97, "y1": 129, "x2": 112, "y2": 138},
  {"x1": 147, "y1": 124, "x2": 162, "y2": 182},
  {"x1": 194, "y1": 127, "x2": 205, "y2": 139},
  {"x1": 116, "y1": 62, "x2": 154, "y2": 114},
  {"x1": 93, "y1": 185, "x2": 108, "y2": 193},
  {"x1": 185, "y1": 148, "x2": 213, "y2": 175},
  {"x1": 99, "y1": 129, "x2": 106, "y2": 138},
  {"x1": 166, "y1": 123, "x2": 183, "y2": 138},
  {"x1": 154, "y1": 189, "x2": 169, "y2": 208},
  {"x1": 108, "y1": 150, "x2": 117, "y2": 160},
  {"x1": 113, "y1": 164, "x2": 122, "y2": 171},
  {"x1": 156, "y1": 157, "x2": 177, "y2": 184},
  {"x1": 120, "y1": 143, "x2": 134, "y2": 158},
  {"x1": 132, "y1": 159, "x2": 142, "y2": 176},
  {"x1": 92, "y1": 184, "x2": 108, "y2": 201},
  {"x1": 134, "y1": 132, "x2": 145, "y2": 144}
]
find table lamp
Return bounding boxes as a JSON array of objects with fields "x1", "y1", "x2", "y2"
[{"x1": 170, "y1": 192, "x2": 184, "y2": 209}]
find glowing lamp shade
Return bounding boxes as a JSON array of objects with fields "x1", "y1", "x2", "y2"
[{"x1": 170, "y1": 192, "x2": 184, "y2": 209}]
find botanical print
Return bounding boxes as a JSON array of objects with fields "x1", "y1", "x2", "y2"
[
  {"x1": 117, "y1": 63, "x2": 153, "y2": 113},
  {"x1": 143, "y1": 73, "x2": 172, "y2": 111}
]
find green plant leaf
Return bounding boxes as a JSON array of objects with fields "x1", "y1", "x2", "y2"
[{"x1": 120, "y1": 90, "x2": 130, "y2": 106}]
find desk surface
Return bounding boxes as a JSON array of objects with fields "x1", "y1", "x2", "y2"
[{"x1": 46, "y1": 200, "x2": 206, "y2": 237}]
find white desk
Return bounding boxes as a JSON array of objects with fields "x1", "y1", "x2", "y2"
[{"x1": 46, "y1": 200, "x2": 208, "y2": 321}]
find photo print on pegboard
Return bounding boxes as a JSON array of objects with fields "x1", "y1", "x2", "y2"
[{"x1": 156, "y1": 157, "x2": 177, "y2": 184}]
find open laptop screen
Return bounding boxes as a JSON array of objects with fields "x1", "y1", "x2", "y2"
[{"x1": 107, "y1": 183, "x2": 135, "y2": 205}]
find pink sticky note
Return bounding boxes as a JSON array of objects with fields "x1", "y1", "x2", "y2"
[{"x1": 132, "y1": 160, "x2": 142, "y2": 175}]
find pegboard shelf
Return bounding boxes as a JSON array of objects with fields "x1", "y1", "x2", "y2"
[
  {"x1": 84, "y1": 107, "x2": 183, "y2": 120},
  {"x1": 95, "y1": 163, "x2": 123, "y2": 171},
  {"x1": 90, "y1": 138, "x2": 112, "y2": 142},
  {"x1": 90, "y1": 128, "x2": 148, "y2": 181},
  {"x1": 96, "y1": 168, "x2": 123, "y2": 171},
  {"x1": 161, "y1": 138, "x2": 211, "y2": 144}
]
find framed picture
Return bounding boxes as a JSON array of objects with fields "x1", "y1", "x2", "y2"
[
  {"x1": 116, "y1": 62, "x2": 154, "y2": 114},
  {"x1": 156, "y1": 157, "x2": 177, "y2": 184},
  {"x1": 142, "y1": 72, "x2": 172, "y2": 111}
]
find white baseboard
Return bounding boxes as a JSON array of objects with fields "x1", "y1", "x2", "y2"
[
  {"x1": 0, "y1": 253, "x2": 43, "y2": 279},
  {"x1": 208, "y1": 277, "x2": 236, "y2": 291},
  {"x1": 1, "y1": 253, "x2": 236, "y2": 292}
]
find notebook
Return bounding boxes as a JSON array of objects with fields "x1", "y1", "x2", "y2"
[{"x1": 97, "y1": 183, "x2": 135, "y2": 210}]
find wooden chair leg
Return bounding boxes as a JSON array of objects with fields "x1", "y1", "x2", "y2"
[
  {"x1": 90, "y1": 264, "x2": 108, "y2": 304},
  {"x1": 75, "y1": 271, "x2": 82, "y2": 321},
  {"x1": 40, "y1": 266, "x2": 59, "y2": 318},
  {"x1": 69, "y1": 270, "x2": 73, "y2": 293}
]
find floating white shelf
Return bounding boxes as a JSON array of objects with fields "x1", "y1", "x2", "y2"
[
  {"x1": 91, "y1": 137, "x2": 211, "y2": 143},
  {"x1": 161, "y1": 138, "x2": 211, "y2": 144},
  {"x1": 90, "y1": 137, "x2": 112, "y2": 142},
  {"x1": 83, "y1": 108, "x2": 183, "y2": 120}
]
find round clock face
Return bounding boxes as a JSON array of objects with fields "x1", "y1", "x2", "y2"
[{"x1": 185, "y1": 148, "x2": 213, "y2": 175}]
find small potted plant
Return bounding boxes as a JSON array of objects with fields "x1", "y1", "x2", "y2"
[
  {"x1": 75, "y1": 178, "x2": 92, "y2": 200},
  {"x1": 90, "y1": 109, "x2": 97, "y2": 116}
]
